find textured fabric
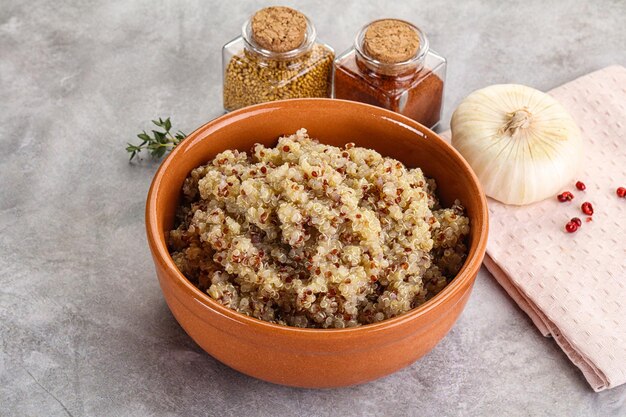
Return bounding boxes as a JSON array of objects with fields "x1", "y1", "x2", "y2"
[{"x1": 443, "y1": 65, "x2": 626, "y2": 391}]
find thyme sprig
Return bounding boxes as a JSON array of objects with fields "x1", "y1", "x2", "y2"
[{"x1": 127, "y1": 117, "x2": 186, "y2": 161}]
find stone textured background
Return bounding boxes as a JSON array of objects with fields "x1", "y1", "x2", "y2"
[{"x1": 1, "y1": 0, "x2": 625, "y2": 416}]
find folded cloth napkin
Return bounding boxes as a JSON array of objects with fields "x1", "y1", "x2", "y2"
[{"x1": 443, "y1": 65, "x2": 626, "y2": 391}]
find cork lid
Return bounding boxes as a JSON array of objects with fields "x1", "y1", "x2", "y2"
[
  {"x1": 363, "y1": 19, "x2": 420, "y2": 63},
  {"x1": 251, "y1": 6, "x2": 308, "y2": 53}
]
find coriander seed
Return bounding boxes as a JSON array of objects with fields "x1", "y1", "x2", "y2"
[{"x1": 222, "y1": 7, "x2": 334, "y2": 112}]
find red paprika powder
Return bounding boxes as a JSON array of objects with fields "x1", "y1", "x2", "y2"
[{"x1": 334, "y1": 19, "x2": 446, "y2": 129}]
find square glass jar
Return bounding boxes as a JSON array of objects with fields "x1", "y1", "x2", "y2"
[
  {"x1": 222, "y1": 15, "x2": 334, "y2": 112},
  {"x1": 334, "y1": 20, "x2": 446, "y2": 130}
]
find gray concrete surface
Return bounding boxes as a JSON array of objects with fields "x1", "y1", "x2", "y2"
[{"x1": 1, "y1": 0, "x2": 625, "y2": 416}]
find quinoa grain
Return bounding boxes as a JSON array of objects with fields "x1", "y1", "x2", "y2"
[{"x1": 169, "y1": 129, "x2": 470, "y2": 328}]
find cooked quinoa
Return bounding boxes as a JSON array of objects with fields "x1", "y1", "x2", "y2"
[{"x1": 168, "y1": 129, "x2": 470, "y2": 328}]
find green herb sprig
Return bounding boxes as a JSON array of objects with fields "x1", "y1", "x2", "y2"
[{"x1": 127, "y1": 117, "x2": 186, "y2": 161}]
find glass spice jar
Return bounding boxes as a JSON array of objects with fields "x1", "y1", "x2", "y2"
[
  {"x1": 222, "y1": 6, "x2": 334, "y2": 112},
  {"x1": 334, "y1": 19, "x2": 446, "y2": 129}
]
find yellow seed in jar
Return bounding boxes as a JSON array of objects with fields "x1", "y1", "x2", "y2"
[{"x1": 223, "y1": 44, "x2": 334, "y2": 111}]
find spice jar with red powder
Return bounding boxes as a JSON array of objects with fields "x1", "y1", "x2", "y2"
[{"x1": 334, "y1": 19, "x2": 446, "y2": 129}]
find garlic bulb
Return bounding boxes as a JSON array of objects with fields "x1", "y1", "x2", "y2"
[{"x1": 451, "y1": 84, "x2": 582, "y2": 205}]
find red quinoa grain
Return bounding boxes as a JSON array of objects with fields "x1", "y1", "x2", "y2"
[{"x1": 168, "y1": 129, "x2": 469, "y2": 328}]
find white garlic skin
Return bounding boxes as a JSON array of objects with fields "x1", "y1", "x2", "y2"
[{"x1": 451, "y1": 84, "x2": 582, "y2": 206}]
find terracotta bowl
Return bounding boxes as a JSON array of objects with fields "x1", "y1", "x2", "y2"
[{"x1": 146, "y1": 98, "x2": 488, "y2": 388}]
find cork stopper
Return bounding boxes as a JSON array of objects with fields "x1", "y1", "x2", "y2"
[
  {"x1": 251, "y1": 6, "x2": 307, "y2": 53},
  {"x1": 363, "y1": 19, "x2": 420, "y2": 63}
]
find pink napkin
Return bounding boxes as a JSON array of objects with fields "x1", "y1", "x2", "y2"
[{"x1": 444, "y1": 65, "x2": 626, "y2": 391}]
